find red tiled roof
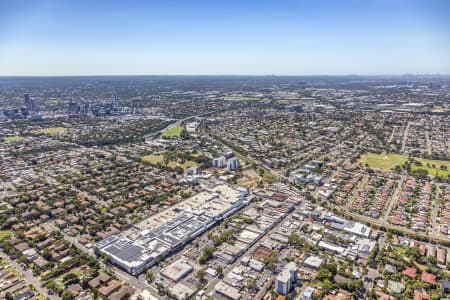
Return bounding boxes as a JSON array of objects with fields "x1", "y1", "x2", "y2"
[
  {"x1": 414, "y1": 290, "x2": 430, "y2": 300},
  {"x1": 421, "y1": 271, "x2": 436, "y2": 285},
  {"x1": 375, "y1": 291, "x2": 391, "y2": 300},
  {"x1": 402, "y1": 267, "x2": 417, "y2": 278}
]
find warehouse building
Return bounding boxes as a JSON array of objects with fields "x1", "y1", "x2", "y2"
[{"x1": 161, "y1": 259, "x2": 193, "y2": 282}]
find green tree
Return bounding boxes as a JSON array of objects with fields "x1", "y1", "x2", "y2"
[
  {"x1": 197, "y1": 268, "x2": 206, "y2": 282},
  {"x1": 63, "y1": 273, "x2": 79, "y2": 284},
  {"x1": 215, "y1": 266, "x2": 223, "y2": 275},
  {"x1": 265, "y1": 250, "x2": 279, "y2": 270},
  {"x1": 247, "y1": 278, "x2": 257, "y2": 290},
  {"x1": 61, "y1": 290, "x2": 73, "y2": 300}
]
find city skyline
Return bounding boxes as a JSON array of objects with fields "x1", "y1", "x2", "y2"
[{"x1": 1, "y1": 0, "x2": 450, "y2": 76}]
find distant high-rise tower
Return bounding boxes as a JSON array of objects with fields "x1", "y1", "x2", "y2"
[
  {"x1": 68, "y1": 99, "x2": 80, "y2": 114},
  {"x1": 80, "y1": 102, "x2": 90, "y2": 115},
  {"x1": 24, "y1": 93, "x2": 31, "y2": 111},
  {"x1": 287, "y1": 104, "x2": 303, "y2": 113},
  {"x1": 131, "y1": 98, "x2": 142, "y2": 114},
  {"x1": 113, "y1": 95, "x2": 120, "y2": 111},
  {"x1": 31, "y1": 99, "x2": 36, "y2": 111}
]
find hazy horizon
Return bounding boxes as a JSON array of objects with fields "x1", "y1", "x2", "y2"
[
  {"x1": 0, "y1": 72, "x2": 450, "y2": 78},
  {"x1": 1, "y1": 0, "x2": 450, "y2": 76}
]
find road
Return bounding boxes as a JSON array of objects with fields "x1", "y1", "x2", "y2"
[
  {"x1": 378, "y1": 233, "x2": 387, "y2": 250},
  {"x1": 387, "y1": 126, "x2": 397, "y2": 144},
  {"x1": 425, "y1": 130, "x2": 432, "y2": 155},
  {"x1": 0, "y1": 249, "x2": 60, "y2": 300},
  {"x1": 365, "y1": 267, "x2": 380, "y2": 298},
  {"x1": 401, "y1": 122, "x2": 411, "y2": 153},
  {"x1": 41, "y1": 222, "x2": 94, "y2": 256},
  {"x1": 430, "y1": 185, "x2": 441, "y2": 236},
  {"x1": 382, "y1": 174, "x2": 405, "y2": 222}
]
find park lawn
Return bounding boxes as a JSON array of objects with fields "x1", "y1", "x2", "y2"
[
  {"x1": 168, "y1": 160, "x2": 198, "y2": 170},
  {"x1": 162, "y1": 125, "x2": 184, "y2": 138},
  {"x1": 411, "y1": 163, "x2": 450, "y2": 178},
  {"x1": 359, "y1": 153, "x2": 407, "y2": 170},
  {"x1": 181, "y1": 160, "x2": 197, "y2": 169},
  {"x1": 236, "y1": 177, "x2": 259, "y2": 188},
  {"x1": 235, "y1": 169, "x2": 259, "y2": 188},
  {"x1": 142, "y1": 154, "x2": 197, "y2": 170},
  {"x1": 190, "y1": 152, "x2": 201, "y2": 157},
  {"x1": 36, "y1": 127, "x2": 67, "y2": 134},
  {"x1": 141, "y1": 154, "x2": 164, "y2": 164},
  {"x1": 48, "y1": 98, "x2": 63, "y2": 104},
  {"x1": 3, "y1": 136, "x2": 25, "y2": 143},
  {"x1": 433, "y1": 105, "x2": 448, "y2": 112},
  {"x1": 359, "y1": 153, "x2": 450, "y2": 177}
]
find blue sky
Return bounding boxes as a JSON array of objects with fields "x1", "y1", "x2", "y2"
[{"x1": 0, "y1": 0, "x2": 449, "y2": 75}]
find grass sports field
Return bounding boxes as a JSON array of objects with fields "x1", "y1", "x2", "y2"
[
  {"x1": 162, "y1": 125, "x2": 184, "y2": 138},
  {"x1": 359, "y1": 153, "x2": 450, "y2": 178},
  {"x1": 37, "y1": 127, "x2": 67, "y2": 134},
  {"x1": 141, "y1": 154, "x2": 164, "y2": 164},
  {"x1": 3, "y1": 136, "x2": 25, "y2": 142}
]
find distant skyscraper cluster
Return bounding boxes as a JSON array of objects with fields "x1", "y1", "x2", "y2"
[
  {"x1": 2, "y1": 93, "x2": 41, "y2": 119},
  {"x1": 24, "y1": 93, "x2": 37, "y2": 112},
  {"x1": 65, "y1": 95, "x2": 141, "y2": 117},
  {"x1": 287, "y1": 104, "x2": 303, "y2": 113},
  {"x1": 68, "y1": 99, "x2": 80, "y2": 114}
]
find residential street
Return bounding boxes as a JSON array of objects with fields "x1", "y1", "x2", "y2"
[
  {"x1": 382, "y1": 174, "x2": 405, "y2": 222},
  {"x1": 0, "y1": 249, "x2": 60, "y2": 300}
]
